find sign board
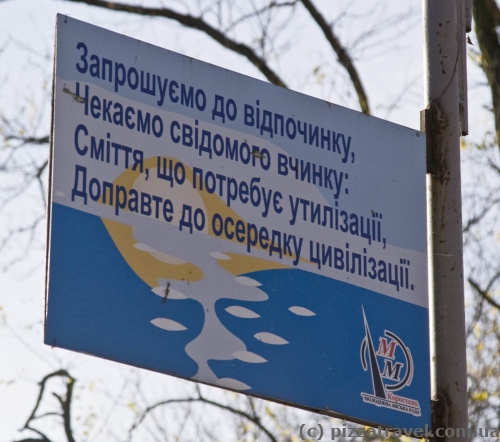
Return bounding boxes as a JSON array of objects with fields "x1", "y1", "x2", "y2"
[{"x1": 45, "y1": 15, "x2": 430, "y2": 429}]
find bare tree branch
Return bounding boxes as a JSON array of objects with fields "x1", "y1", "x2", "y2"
[
  {"x1": 0, "y1": 215, "x2": 45, "y2": 271},
  {"x1": 64, "y1": 0, "x2": 287, "y2": 88},
  {"x1": 14, "y1": 439, "x2": 50, "y2": 442},
  {"x1": 130, "y1": 389, "x2": 279, "y2": 442},
  {"x1": 300, "y1": 0, "x2": 370, "y2": 114},
  {"x1": 463, "y1": 197, "x2": 500, "y2": 233},
  {"x1": 469, "y1": 275, "x2": 500, "y2": 310},
  {"x1": 4, "y1": 135, "x2": 50, "y2": 145},
  {"x1": 474, "y1": 0, "x2": 500, "y2": 146},
  {"x1": 488, "y1": 157, "x2": 500, "y2": 175},
  {"x1": 224, "y1": 0, "x2": 298, "y2": 33},
  {"x1": 18, "y1": 370, "x2": 76, "y2": 442}
]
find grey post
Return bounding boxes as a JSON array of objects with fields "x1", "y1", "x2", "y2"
[{"x1": 423, "y1": 0, "x2": 468, "y2": 438}]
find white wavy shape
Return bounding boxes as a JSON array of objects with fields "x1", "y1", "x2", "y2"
[
  {"x1": 152, "y1": 287, "x2": 188, "y2": 300},
  {"x1": 233, "y1": 350, "x2": 267, "y2": 363},
  {"x1": 134, "y1": 243, "x2": 154, "y2": 252},
  {"x1": 150, "y1": 251, "x2": 187, "y2": 265},
  {"x1": 55, "y1": 191, "x2": 65, "y2": 197},
  {"x1": 254, "y1": 332, "x2": 289, "y2": 345},
  {"x1": 289, "y1": 306, "x2": 316, "y2": 316},
  {"x1": 151, "y1": 318, "x2": 187, "y2": 331},
  {"x1": 225, "y1": 306, "x2": 260, "y2": 318},
  {"x1": 216, "y1": 378, "x2": 251, "y2": 391},
  {"x1": 235, "y1": 276, "x2": 262, "y2": 287},
  {"x1": 134, "y1": 244, "x2": 187, "y2": 264},
  {"x1": 210, "y1": 252, "x2": 231, "y2": 260}
]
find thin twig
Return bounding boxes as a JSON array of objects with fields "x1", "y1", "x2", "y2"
[
  {"x1": 130, "y1": 394, "x2": 279, "y2": 442},
  {"x1": 300, "y1": 0, "x2": 370, "y2": 114},
  {"x1": 469, "y1": 276, "x2": 500, "y2": 310},
  {"x1": 4, "y1": 135, "x2": 50, "y2": 144},
  {"x1": 64, "y1": 0, "x2": 287, "y2": 88},
  {"x1": 224, "y1": 1, "x2": 297, "y2": 33}
]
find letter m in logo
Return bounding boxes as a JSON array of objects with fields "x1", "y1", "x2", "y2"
[
  {"x1": 381, "y1": 360, "x2": 403, "y2": 381},
  {"x1": 376, "y1": 337, "x2": 397, "y2": 359}
]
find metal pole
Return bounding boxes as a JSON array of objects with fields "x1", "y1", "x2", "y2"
[{"x1": 423, "y1": 0, "x2": 468, "y2": 438}]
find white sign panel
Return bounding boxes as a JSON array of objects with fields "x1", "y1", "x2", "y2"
[{"x1": 45, "y1": 15, "x2": 430, "y2": 428}]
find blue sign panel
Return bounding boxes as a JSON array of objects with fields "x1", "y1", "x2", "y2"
[{"x1": 46, "y1": 15, "x2": 430, "y2": 428}]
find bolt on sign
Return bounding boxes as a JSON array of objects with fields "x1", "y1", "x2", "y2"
[{"x1": 45, "y1": 15, "x2": 430, "y2": 429}]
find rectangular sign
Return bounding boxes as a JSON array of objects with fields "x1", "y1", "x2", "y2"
[{"x1": 45, "y1": 14, "x2": 430, "y2": 429}]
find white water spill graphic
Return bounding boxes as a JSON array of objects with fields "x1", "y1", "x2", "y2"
[
  {"x1": 152, "y1": 286, "x2": 188, "y2": 300},
  {"x1": 289, "y1": 306, "x2": 316, "y2": 316},
  {"x1": 134, "y1": 243, "x2": 187, "y2": 264},
  {"x1": 225, "y1": 306, "x2": 260, "y2": 318},
  {"x1": 210, "y1": 252, "x2": 231, "y2": 260},
  {"x1": 233, "y1": 351, "x2": 267, "y2": 363},
  {"x1": 254, "y1": 332, "x2": 289, "y2": 345},
  {"x1": 132, "y1": 218, "x2": 272, "y2": 388},
  {"x1": 216, "y1": 378, "x2": 251, "y2": 391},
  {"x1": 151, "y1": 318, "x2": 187, "y2": 331},
  {"x1": 235, "y1": 276, "x2": 262, "y2": 287},
  {"x1": 134, "y1": 243, "x2": 153, "y2": 252}
]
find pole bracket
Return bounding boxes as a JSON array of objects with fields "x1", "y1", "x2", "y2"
[{"x1": 420, "y1": 107, "x2": 435, "y2": 174}]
